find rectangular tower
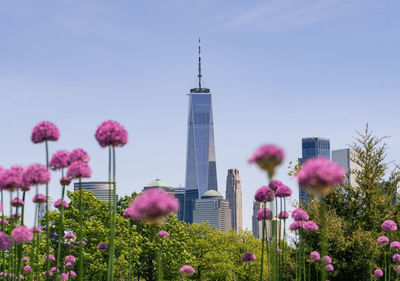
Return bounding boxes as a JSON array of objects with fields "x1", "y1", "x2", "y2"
[
  {"x1": 332, "y1": 148, "x2": 356, "y2": 186},
  {"x1": 226, "y1": 169, "x2": 242, "y2": 232}
]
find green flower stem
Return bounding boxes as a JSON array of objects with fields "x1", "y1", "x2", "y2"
[
  {"x1": 279, "y1": 197, "x2": 282, "y2": 281},
  {"x1": 283, "y1": 199, "x2": 287, "y2": 281},
  {"x1": 1, "y1": 189, "x2": 4, "y2": 274},
  {"x1": 107, "y1": 146, "x2": 117, "y2": 281},
  {"x1": 78, "y1": 178, "x2": 84, "y2": 281},
  {"x1": 389, "y1": 234, "x2": 392, "y2": 281},
  {"x1": 56, "y1": 169, "x2": 66, "y2": 281},
  {"x1": 17, "y1": 191, "x2": 26, "y2": 279},
  {"x1": 107, "y1": 146, "x2": 113, "y2": 281},
  {"x1": 45, "y1": 140, "x2": 51, "y2": 281},
  {"x1": 9, "y1": 191, "x2": 13, "y2": 279},
  {"x1": 30, "y1": 185, "x2": 39, "y2": 281},
  {"x1": 259, "y1": 202, "x2": 267, "y2": 281},
  {"x1": 384, "y1": 245, "x2": 387, "y2": 281},
  {"x1": 319, "y1": 201, "x2": 327, "y2": 281}
]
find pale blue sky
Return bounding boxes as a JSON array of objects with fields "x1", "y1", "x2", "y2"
[{"x1": 1, "y1": 0, "x2": 399, "y2": 230}]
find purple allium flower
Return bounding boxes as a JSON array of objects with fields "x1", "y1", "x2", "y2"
[
  {"x1": 289, "y1": 221, "x2": 304, "y2": 231},
  {"x1": 97, "y1": 243, "x2": 108, "y2": 250},
  {"x1": 124, "y1": 188, "x2": 178, "y2": 224},
  {"x1": 242, "y1": 252, "x2": 256, "y2": 262},
  {"x1": 256, "y1": 208, "x2": 272, "y2": 221},
  {"x1": 179, "y1": 265, "x2": 195, "y2": 276},
  {"x1": 24, "y1": 265, "x2": 32, "y2": 273},
  {"x1": 248, "y1": 145, "x2": 285, "y2": 177},
  {"x1": 310, "y1": 251, "x2": 321, "y2": 261},
  {"x1": 254, "y1": 186, "x2": 275, "y2": 202},
  {"x1": 0, "y1": 219, "x2": 8, "y2": 225},
  {"x1": 391, "y1": 241, "x2": 400, "y2": 250},
  {"x1": 292, "y1": 208, "x2": 309, "y2": 221},
  {"x1": 64, "y1": 232, "x2": 75, "y2": 240},
  {"x1": 21, "y1": 257, "x2": 29, "y2": 263},
  {"x1": 382, "y1": 220, "x2": 397, "y2": 232},
  {"x1": 60, "y1": 177, "x2": 71, "y2": 186},
  {"x1": 68, "y1": 270, "x2": 76, "y2": 278},
  {"x1": 69, "y1": 148, "x2": 90, "y2": 164},
  {"x1": 10, "y1": 213, "x2": 21, "y2": 220},
  {"x1": 157, "y1": 231, "x2": 170, "y2": 239},
  {"x1": 276, "y1": 184, "x2": 292, "y2": 198},
  {"x1": 65, "y1": 262, "x2": 74, "y2": 267},
  {"x1": 303, "y1": 221, "x2": 319, "y2": 232},
  {"x1": 296, "y1": 157, "x2": 345, "y2": 195},
  {"x1": 31, "y1": 226, "x2": 42, "y2": 234},
  {"x1": 277, "y1": 248, "x2": 281, "y2": 253},
  {"x1": 325, "y1": 264, "x2": 334, "y2": 272},
  {"x1": 95, "y1": 120, "x2": 129, "y2": 148},
  {"x1": 397, "y1": 265, "x2": 400, "y2": 275},
  {"x1": 33, "y1": 194, "x2": 47, "y2": 204},
  {"x1": 50, "y1": 150, "x2": 71, "y2": 170},
  {"x1": 11, "y1": 197, "x2": 24, "y2": 207},
  {"x1": 0, "y1": 168, "x2": 22, "y2": 191},
  {"x1": 269, "y1": 180, "x2": 283, "y2": 191},
  {"x1": 278, "y1": 211, "x2": 289, "y2": 220},
  {"x1": 374, "y1": 269, "x2": 383, "y2": 277},
  {"x1": 60, "y1": 273, "x2": 68, "y2": 280},
  {"x1": 11, "y1": 226, "x2": 33, "y2": 244},
  {"x1": 45, "y1": 254, "x2": 55, "y2": 262},
  {"x1": 65, "y1": 255, "x2": 76, "y2": 263},
  {"x1": 0, "y1": 231, "x2": 11, "y2": 250},
  {"x1": 322, "y1": 256, "x2": 332, "y2": 264},
  {"x1": 50, "y1": 267, "x2": 58, "y2": 273},
  {"x1": 54, "y1": 199, "x2": 69, "y2": 209},
  {"x1": 19, "y1": 275, "x2": 24, "y2": 280},
  {"x1": 31, "y1": 121, "x2": 59, "y2": 144},
  {"x1": 378, "y1": 236, "x2": 389, "y2": 245},
  {"x1": 66, "y1": 161, "x2": 92, "y2": 179},
  {"x1": 22, "y1": 164, "x2": 50, "y2": 187},
  {"x1": 393, "y1": 254, "x2": 400, "y2": 262},
  {"x1": 49, "y1": 232, "x2": 57, "y2": 239}
]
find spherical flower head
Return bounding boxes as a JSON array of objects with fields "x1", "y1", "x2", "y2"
[
  {"x1": 12, "y1": 226, "x2": 33, "y2": 244},
  {"x1": 65, "y1": 255, "x2": 76, "y2": 263},
  {"x1": 10, "y1": 213, "x2": 21, "y2": 221},
  {"x1": 60, "y1": 177, "x2": 71, "y2": 186},
  {"x1": 54, "y1": 199, "x2": 69, "y2": 209},
  {"x1": 276, "y1": 184, "x2": 292, "y2": 198},
  {"x1": 256, "y1": 208, "x2": 272, "y2": 221},
  {"x1": 69, "y1": 148, "x2": 90, "y2": 164},
  {"x1": 249, "y1": 145, "x2": 284, "y2": 177},
  {"x1": 21, "y1": 257, "x2": 30, "y2": 263},
  {"x1": 322, "y1": 256, "x2": 332, "y2": 264},
  {"x1": 97, "y1": 243, "x2": 108, "y2": 250},
  {"x1": 378, "y1": 236, "x2": 389, "y2": 245},
  {"x1": 31, "y1": 121, "x2": 60, "y2": 143},
  {"x1": 179, "y1": 265, "x2": 195, "y2": 276},
  {"x1": 0, "y1": 218, "x2": 9, "y2": 225},
  {"x1": 31, "y1": 226, "x2": 42, "y2": 234},
  {"x1": 45, "y1": 254, "x2": 55, "y2": 262},
  {"x1": 393, "y1": 254, "x2": 400, "y2": 263},
  {"x1": 95, "y1": 120, "x2": 128, "y2": 148},
  {"x1": 269, "y1": 180, "x2": 283, "y2": 191},
  {"x1": 65, "y1": 262, "x2": 74, "y2": 268},
  {"x1": 50, "y1": 150, "x2": 71, "y2": 170},
  {"x1": 242, "y1": 252, "x2": 256, "y2": 262},
  {"x1": 278, "y1": 211, "x2": 289, "y2": 220},
  {"x1": 64, "y1": 232, "x2": 75, "y2": 240},
  {"x1": 60, "y1": 273, "x2": 68, "y2": 280},
  {"x1": 22, "y1": 164, "x2": 50, "y2": 187},
  {"x1": 310, "y1": 251, "x2": 321, "y2": 261},
  {"x1": 374, "y1": 269, "x2": 383, "y2": 277},
  {"x1": 292, "y1": 208, "x2": 309, "y2": 221},
  {"x1": 68, "y1": 270, "x2": 76, "y2": 278},
  {"x1": 325, "y1": 264, "x2": 334, "y2": 272},
  {"x1": 32, "y1": 194, "x2": 47, "y2": 204},
  {"x1": 24, "y1": 265, "x2": 32, "y2": 273},
  {"x1": 0, "y1": 168, "x2": 22, "y2": 191},
  {"x1": 303, "y1": 221, "x2": 319, "y2": 232},
  {"x1": 19, "y1": 275, "x2": 25, "y2": 280},
  {"x1": 11, "y1": 197, "x2": 24, "y2": 207},
  {"x1": 289, "y1": 221, "x2": 304, "y2": 231},
  {"x1": 0, "y1": 231, "x2": 11, "y2": 250},
  {"x1": 391, "y1": 241, "x2": 400, "y2": 250},
  {"x1": 254, "y1": 186, "x2": 275, "y2": 202},
  {"x1": 66, "y1": 161, "x2": 92, "y2": 179},
  {"x1": 125, "y1": 188, "x2": 178, "y2": 224},
  {"x1": 296, "y1": 157, "x2": 345, "y2": 195},
  {"x1": 397, "y1": 265, "x2": 400, "y2": 275},
  {"x1": 382, "y1": 220, "x2": 397, "y2": 232},
  {"x1": 157, "y1": 231, "x2": 170, "y2": 239}
]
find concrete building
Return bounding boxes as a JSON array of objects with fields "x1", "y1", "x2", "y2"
[
  {"x1": 225, "y1": 169, "x2": 242, "y2": 232},
  {"x1": 332, "y1": 148, "x2": 356, "y2": 186},
  {"x1": 252, "y1": 201, "x2": 281, "y2": 240},
  {"x1": 193, "y1": 190, "x2": 231, "y2": 232},
  {"x1": 173, "y1": 187, "x2": 185, "y2": 221},
  {"x1": 143, "y1": 179, "x2": 174, "y2": 193},
  {"x1": 74, "y1": 182, "x2": 118, "y2": 202}
]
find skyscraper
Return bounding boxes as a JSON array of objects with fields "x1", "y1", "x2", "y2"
[
  {"x1": 225, "y1": 169, "x2": 242, "y2": 232},
  {"x1": 74, "y1": 182, "x2": 118, "y2": 202},
  {"x1": 332, "y1": 148, "x2": 356, "y2": 186},
  {"x1": 184, "y1": 39, "x2": 218, "y2": 223},
  {"x1": 252, "y1": 200, "x2": 281, "y2": 240},
  {"x1": 299, "y1": 137, "x2": 330, "y2": 204}
]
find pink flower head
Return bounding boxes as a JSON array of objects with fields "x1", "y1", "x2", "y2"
[
  {"x1": 95, "y1": 120, "x2": 128, "y2": 148},
  {"x1": 378, "y1": 236, "x2": 389, "y2": 245},
  {"x1": 54, "y1": 199, "x2": 69, "y2": 209},
  {"x1": 289, "y1": 221, "x2": 304, "y2": 231},
  {"x1": 278, "y1": 211, "x2": 289, "y2": 220},
  {"x1": 393, "y1": 254, "x2": 400, "y2": 262},
  {"x1": 276, "y1": 184, "x2": 292, "y2": 198},
  {"x1": 296, "y1": 157, "x2": 345, "y2": 195},
  {"x1": 65, "y1": 262, "x2": 74, "y2": 268},
  {"x1": 157, "y1": 231, "x2": 170, "y2": 239},
  {"x1": 292, "y1": 208, "x2": 309, "y2": 221},
  {"x1": 124, "y1": 188, "x2": 178, "y2": 224},
  {"x1": 21, "y1": 164, "x2": 50, "y2": 187},
  {"x1": 303, "y1": 221, "x2": 319, "y2": 232},
  {"x1": 76, "y1": 240, "x2": 86, "y2": 246},
  {"x1": 50, "y1": 150, "x2": 71, "y2": 170},
  {"x1": 256, "y1": 208, "x2": 272, "y2": 221},
  {"x1": 11, "y1": 197, "x2": 24, "y2": 207},
  {"x1": 65, "y1": 255, "x2": 76, "y2": 263},
  {"x1": 68, "y1": 270, "x2": 76, "y2": 278},
  {"x1": 60, "y1": 273, "x2": 68, "y2": 280},
  {"x1": 10, "y1": 213, "x2": 21, "y2": 220},
  {"x1": 32, "y1": 194, "x2": 47, "y2": 204},
  {"x1": 269, "y1": 180, "x2": 283, "y2": 191},
  {"x1": 326, "y1": 264, "x2": 334, "y2": 272},
  {"x1": 11, "y1": 226, "x2": 33, "y2": 244},
  {"x1": 242, "y1": 252, "x2": 256, "y2": 262},
  {"x1": 45, "y1": 254, "x2": 55, "y2": 262},
  {"x1": 66, "y1": 161, "x2": 92, "y2": 179},
  {"x1": 179, "y1": 265, "x2": 195, "y2": 276},
  {"x1": 64, "y1": 232, "x2": 75, "y2": 240},
  {"x1": 69, "y1": 149, "x2": 90, "y2": 164},
  {"x1": 310, "y1": 251, "x2": 320, "y2": 261},
  {"x1": 382, "y1": 220, "x2": 397, "y2": 232},
  {"x1": 0, "y1": 231, "x2": 11, "y2": 250},
  {"x1": 31, "y1": 121, "x2": 60, "y2": 143},
  {"x1": 0, "y1": 168, "x2": 22, "y2": 191},
  {"x1": 374, "y1": 269, "x2": 383, "y2": 277},
  {"x1": 97, "y1": 243, "x2": 108, "y2": 250},
  {"x1": 391, "y1": 241, "x2": 400, "y2": 250},
  {"x1": 248, "y1": 145, "x2": 285, "y2": 177},
  {"x1": 24, "y1": 265, "x2": 32, "y2": 273},
  {"x1": 322, "y1": 256, "x2": 332, "y2": 264},
  {"x1": 31, "y1": 226, "x2": 42, "y2": 234},
  {"x1": 60, "y1": 177, "x2": 71, "y2": 186},
  {"x1": 254, "y1": 186, "x2": 275, "y2": 202},
  {"x1": 21, "y1": 257, "x2": 30, "y2": 263},
  {"x1": 0, "y1": 218, "x2": 9, "y2": 225},
  {"x1": 397, "y1": 265, "x2": 400, "y2": 275}
]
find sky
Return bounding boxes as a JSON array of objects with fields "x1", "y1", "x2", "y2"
[{"x1": 0, "y1": 0, "x2": 399, "y2": 230}]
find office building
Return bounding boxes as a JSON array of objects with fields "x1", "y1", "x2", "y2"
[
  {"x1": 332, "y1": 148, "x2": 356, "y2": 186},
  {"x1": 252, "y1": 201, "x2": 281, "y2": 240},
  {"x1": 225, "y1": 169, "x2": 242, "y2": 232},
  {"x1": 74, "y1": 182, "x2": 118, "y2": 202},
  {"x1": 38, "y1": 196, "x2": 54, "y2": 222}
]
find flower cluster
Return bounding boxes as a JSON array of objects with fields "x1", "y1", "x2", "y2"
[
  {"x1": 248, "y1": 145, "x2": 284, "y2": 177},
  {"x1": 31, "y1": 121, "x2": 60, "y2": 144},
  {"x1": 254, "y1": 185, "x2": 275, "y2": 202},
  {"x1": 95, "y1": 120, "x2": 128, "y2": 148},
  {"x1": 256, "y1": 208, "x2": 272, "y2": 221},
  {"x1": 242, "y1": 252, "x2": 256, "y2": 262}
]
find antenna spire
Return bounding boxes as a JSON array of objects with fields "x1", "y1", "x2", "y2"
[{"x1": 198, "y1": 37, "x2": 202, "y2": 88}]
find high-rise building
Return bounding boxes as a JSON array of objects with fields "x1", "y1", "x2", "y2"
[
  {"x1": 299, "y1": 137, "x2": 330, "y2": 204},
  {"x1": 332, "y1": 148, "x2": 356, "y2": 186},
  {"x1": 38, "y1": 196, "x2": 54, "y2": 222},
  {"x1": 252, "y1": 201, "x2": 281, "y2": 240},
  {"x1": 225, "y1": 169, "x2": 242, "y2": 232},
  {"x1": 184, "y1": 39, "x2": 218, "y2": 223},
  {"x1": 74, "y1": 182, "x2": 118, "y2": 202},
  {"x1": 193, "y1": 190, "x2": 231, "y2": 232},
  {"x1": 252, "y1": 201, "x2": 262, "y2": 239},
  {"x1": 173, "y1": 187, "x2": 185, "y2": 221}
]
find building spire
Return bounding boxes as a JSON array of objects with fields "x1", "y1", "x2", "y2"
[{"x1": 198, "y1": 37, "x2": 202, "y2": 88}]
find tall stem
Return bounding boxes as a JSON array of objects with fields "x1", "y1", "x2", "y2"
[
  {"x1": 45, "y1": 140, "x2": 51, "y2": 281},
  {"x1": 78, "y1": 178, "x2": 84, "y2": 281},
  {"x1": 107, "y1": 146, "x2": 112, "y2": 281},
  {"x1": 259, "y1": 202, "x2": 266, "y2": 281},
  {"x1": 319, "y1": 201, "x2": 327, "y2": 281},
  {"x1": 0, "y1": 189, "x2": 4, "y2": 274},
  {"x1": 110, "y1": 146, "x2": 117, "y2": 280},
  {"x1": 56, "y1": 169, "x2": 66, "y2": 280}
]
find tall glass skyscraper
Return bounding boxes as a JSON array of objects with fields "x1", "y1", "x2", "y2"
[
  {"x1": 299, "y1": 137, "x2": 330, "y2": 204},
  {"x1": 184, "y1": 39, "x2": 218, "y2": 223}
]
